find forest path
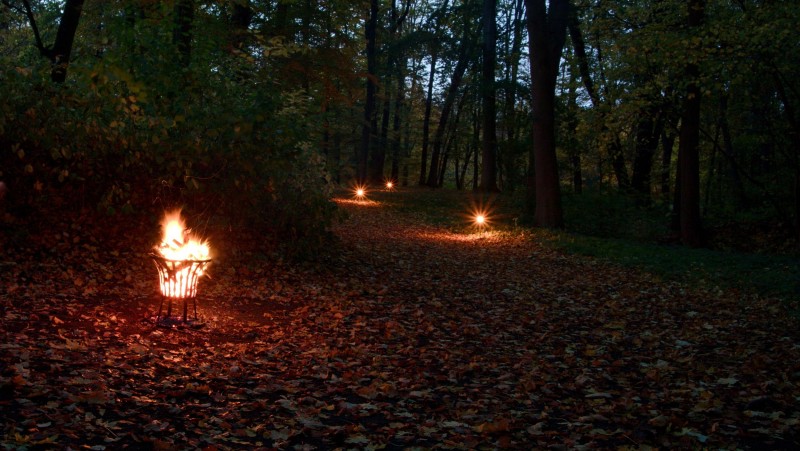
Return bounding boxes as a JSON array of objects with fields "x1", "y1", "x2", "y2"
[
  {"x1": 328, "y1": 187, "x2": 800, "y2": 447},
  {"x1": 0, "y1": 188, "x2": 799, "y2": 448}
]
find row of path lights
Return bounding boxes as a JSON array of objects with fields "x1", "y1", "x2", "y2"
[
  {"x1": 147, "y1": 185, "x2": 494, "y2": 325},
  {"x1": 352, "y1": 181, "x2": 494, "y2": 234}
]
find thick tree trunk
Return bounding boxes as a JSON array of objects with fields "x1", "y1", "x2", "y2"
[
  {"x1": 676, "y1": 0, "x2": 705, "y2": 247},
  {"x1": 480, "y1": 0, "x2": 499, "y2": 192},
  {"x1": 525, "y1": 0, "x2": 568, "y2": 228}
]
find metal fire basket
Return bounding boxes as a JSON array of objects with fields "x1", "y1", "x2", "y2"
[{"x1": 150, "y1": 253, "x2": 211, "y2": 323}]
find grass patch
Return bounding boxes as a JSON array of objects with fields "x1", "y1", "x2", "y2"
[
  {"x1": 561, "y1": 189, "x2": 671, "y2": 241},
  {"x1": 357, "y1": 186, "x2": 799, "y2": 303},
  {"x1": 545, "y1": 231, "x2": 800, "y2": 301},
  {"x1": 371, "y1": 187, "x2": 514, "y2": 231}
]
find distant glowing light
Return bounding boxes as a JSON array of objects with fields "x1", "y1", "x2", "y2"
[
  {"x1": 353, "y1": 184, "x2": 367, "y2": 199},
  {"x1": 466, "y1": 195, "x2": 495, "y2": 233},
  {"x1": 385, "y1": 181, "x2": 394, "y2": 189}
]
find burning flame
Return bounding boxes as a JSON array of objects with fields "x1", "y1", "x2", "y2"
[
  {"x1": 157, "y1": 210, "x2": 210, "y2": 262},
  {"x1": 154, "y1": 210, "x2": 210, "y2": 299}
]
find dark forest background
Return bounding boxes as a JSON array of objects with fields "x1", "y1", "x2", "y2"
[{"x1": 1, "y1": 0, "x2": 798, "y2": 256}]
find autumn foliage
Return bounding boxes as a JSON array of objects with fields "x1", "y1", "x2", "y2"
[{"x1": 1, "y1": 188, "x2": 798, "y2": 448}]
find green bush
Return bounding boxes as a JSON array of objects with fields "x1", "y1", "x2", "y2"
[{"x1": 0, "y1": 50, "x2": 337, "y2": 259}]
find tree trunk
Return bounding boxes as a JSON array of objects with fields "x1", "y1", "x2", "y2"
[
  {"x1": 50, "y1": 0, "x2": 85, "y2": 82},
  {"x1": 439, "y1": 140, "x2": 450, "y2": 187},
  {"x1": 419, "y1": 52, "x2": 437, "y2": 185},
  {"x1": 568, "y1": 7, "x2": 629, "y2": 190},
  {"x1": 472, "y1": 107, "x2": 481, "y2": 191},
  {"x1": 427, "y1": 28, "x2": 475, "y2": 187},
  {"x1": 173, "y1": 0, "x2": 195, "y2": 69},
  {"x1": 661, "y1": 129, "x2": 676, "y2": 198},
  {"x1": 370, "y1": 88, "x2": 391, "y2": 184},
  {"x1": 371, "y1": 0, "x2": 408, "y2": 185},
  {"x1": 438, "y1": 94, "x2": 467, "y2": 187},
  {"x1": 676, "y1": 0, "x2": 705, "y2": 247},
  {"x1": 773, "y1": 68, "x2": 800, "y2": 240},
  {"x1": 525, "y1": 0, "x2": 568, "y2": 228},
  {"x1": 390, "y1": 0, "x2": 407, "y2": 185},
  {"x1": 566, "y1": 58, "x2": 582, "y2": 193},
  {"x1": 609, "y1": 147, "x2": 630, "y2": 189},
  {"x1": 390, "y1": 73, "x2": 404, "y2": 183},
  {"x1": 480, "y1": 0, "x2": 499, "y2": 192},
  {"x1": 230, "y1": 1, "x2": 253, "y2": 50},
  {"x1": 21, "y1": 0, "x2": 86, "y2": 83},
  {"x1": 718, "y1": 94, "x2": 747, "y2": 209},
  {"x1": 499, "y1": 0, "x2": 524, "y2": 191},
  {"x1": 403, "y1": 56, "x2": 420, "y2": 187},
  {"x1": 359, "y1": 0, "x2": 379, "y2": 184},
  {"x1": 631, "y1": 108, "x2": 665, "y2": 204}
]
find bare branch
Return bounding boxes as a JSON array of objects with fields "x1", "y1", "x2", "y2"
[{"x1": 20, "y1": 0, "x2": 50, "y2": 57}]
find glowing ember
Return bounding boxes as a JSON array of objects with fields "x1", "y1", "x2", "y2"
[{"x1": 154, "y1": 210, "x2": 210, "y2": 300}]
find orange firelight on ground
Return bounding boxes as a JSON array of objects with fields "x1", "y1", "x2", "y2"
[{"x1": 155, "y1": 210, "x2": 210, "y2": 299}]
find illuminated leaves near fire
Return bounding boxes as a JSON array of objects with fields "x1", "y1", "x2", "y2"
[{"x1": 1, "y1": 191, "x2": 799, "y2": 449}]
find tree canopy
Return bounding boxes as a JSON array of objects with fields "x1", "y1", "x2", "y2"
[{"x1": 1, "y1": 0, "x2": 798, "y2": 252}]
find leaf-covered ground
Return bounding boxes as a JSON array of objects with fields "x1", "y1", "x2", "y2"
[{"x1": 1, "y1": 188, "x2": 799, "y2": 449}]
